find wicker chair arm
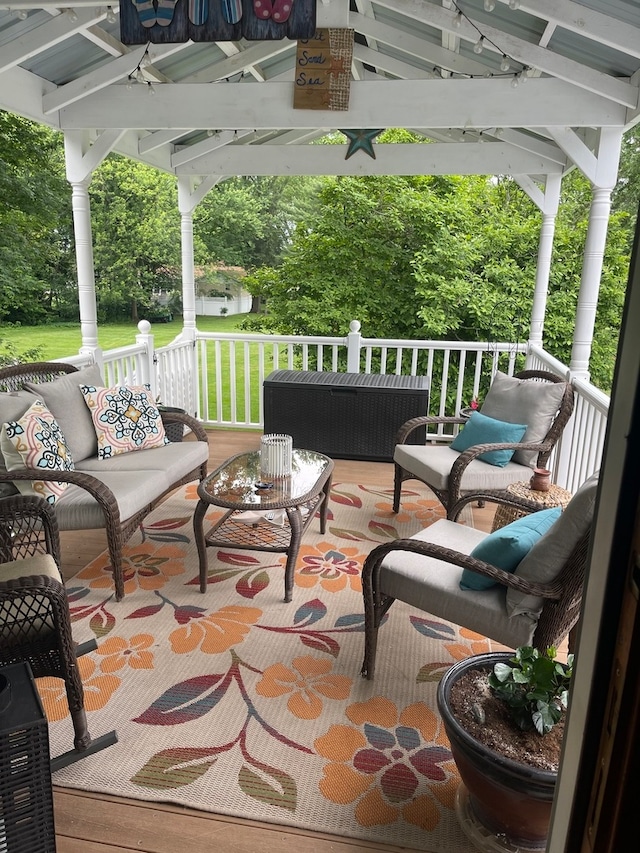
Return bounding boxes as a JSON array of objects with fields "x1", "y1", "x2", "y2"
[
  {"x1": 446, "y1": 438, "x2": 552, "y2": 508},
  {"x1": 0, "y1": 494, "x2": 61, "y2": 564},
  {"x1": 395, "y1": 415, "x2": 465, "y2": 445},
  {"x1": 159, "y1": 410, "x2": 208, "y2": 443},
  {"x1": 362, "y1": 537, "x2": 563, "y2": 600}
]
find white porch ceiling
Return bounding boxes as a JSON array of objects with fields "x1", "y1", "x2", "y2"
[{"x1": 0, "y1": 0, "x2": 639, "y2": 180}]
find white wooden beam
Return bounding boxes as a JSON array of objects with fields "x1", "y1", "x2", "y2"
[
  {"x1": 42, "y1": 42, "x2": 185, "y2": 114},
  {"x1": 350, "y1": 11, "x2": 488, "y2": 77},
  {"x1": 175, "y1": 141, "x2": 562, "y2": 177},
  {"x1": 0, "y1": 8, "x2": 105, "y2": 73},
  {"x1": 58, "y1": 78, "x2": 626, "y2": 131},
  {"x1": 502, "y1": 0, "x2": 640, "y2": 60},
  {"x1": 547, "y1": 127, "x2": 597, "y2": 183},
  {"x1": 373, "y1": 0, "x2": 638, "y2": 107}
]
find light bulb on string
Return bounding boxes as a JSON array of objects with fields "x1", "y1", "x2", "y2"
[
  {"x1": 453, "y1": 11, "x2": 462, "y2": 28},
  {"x1": 511, "y1": 73, "x2": 519, "y2": 88},
  {"x1": 500, "y1": 55, "x2": 510, "y2": 72},
  {"x1": 16, "y1": 9, "x2": 28, "y2": 19},
  {"x1": 508, "y1": 0, "x2": 520, "y2": 9},
  {"x1": 106, "y1": 6, "x2": 117, "y2": 24},
  {"x1": 473, "y1": 37, "x2": 484, "y2": 55},
  {"x1": 484, "y1": 0, "x2": 495, "y2": 10}
]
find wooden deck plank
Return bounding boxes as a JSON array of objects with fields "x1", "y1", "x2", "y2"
[{"x1": 53, "y1": 790, "x2": 411, "y2": 853}]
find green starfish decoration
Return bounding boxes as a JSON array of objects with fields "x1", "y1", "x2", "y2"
[{"x1": 341, "y1": 129, "x2": 384, "y2": 160}]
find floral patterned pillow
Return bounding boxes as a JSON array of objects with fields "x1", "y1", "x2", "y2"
[
  {"x1": 80, "y1": 384, "x2": 169, "y2": 459},
  {"x1": 0, "y1": 399, "x2": 75, "y2": 504}
]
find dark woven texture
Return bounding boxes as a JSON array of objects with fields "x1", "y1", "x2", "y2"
[
  {"x1": 0, "y1": 496, "x2": 93, "y2": 753},
  {"x1": 361, "y1": 489, "x2": 589, "y2": 679},
  {"x1": 393, "y1": 369, "x2": 575, "y2": 520},
  {"x1": 264, "y1": 370, "x2": 429, "y2": 461},
  {"x1": 0, "y1": 662, "x2": 55, "y2": 852},
  {"x1": 0, "y1": 362, "x2": 209, "y2": 600}
]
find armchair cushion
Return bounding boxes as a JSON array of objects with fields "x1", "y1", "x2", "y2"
[
  {"x1": 480, "y1": 371, "x2": 566, "y2": 466},
  {"x1": 393, "y1": 444, "x2": 529, "y2": 492},
  {"x1": 449, "y1": 411, "x2": 528, "y2": 467},
  {"x1": 460, "y1": 506, "x2": 562, "y2": 590},
  {"x1": 379, "y1": 519, "x2": 538, "y2": 649},
  {"x1": 506, "y1": 471, "x2": 599, "y2": 618},
  {"x1": 0, "y1": 399, "x2": 75, "y2": 504},
  {"x1": 81, "y1": 384, "x2": 169, "y2": 459},
  {"x1": 24, "y1": 363, "x2": 104, "y2": 463}
]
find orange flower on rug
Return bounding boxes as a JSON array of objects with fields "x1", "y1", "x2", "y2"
[{"x1": 43, "y1": 482, "x2": 490, "y2": 853}]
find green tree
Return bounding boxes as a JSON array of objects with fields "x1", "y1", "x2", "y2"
[
  {"x1": 194, "y1": 175, "x2": 322, "y2": 271},
  {"x1": 0, "y1": 111, "x2": 72, "y2": 323},
  {"x1": 89, "y1": 155, "x2": 183, "y2": 321}
]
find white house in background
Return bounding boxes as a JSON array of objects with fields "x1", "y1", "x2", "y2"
[{"x1": 155, "y1": 265, "x2": 253, "y2": 317}]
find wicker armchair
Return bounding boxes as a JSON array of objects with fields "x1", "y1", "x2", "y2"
[
  {"x1": 393, "y1": 369, "x2": 574, "y2": 520},
  {"x1": 0, "y1": 495, "x2": 117, "y2": 771},
  {"x1": 0, "y1": 361, "x2": 209, "y2": 600},
  {"x1": 361, "y1": 473, "x2": 598, "y2": 680}
]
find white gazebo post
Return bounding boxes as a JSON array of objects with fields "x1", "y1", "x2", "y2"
[
  {"x1": 64, "y1": 129, "x2": 126, "y2": 371},
  {"x1": 177, "y1": 175, "x2": 223, "y2": 413},
  {"x1": 517, "y1": 173, "x2": 562, "y2": 348},
  {"x1": 547, "y1": 127, "x2": 624, "y2": 380}
]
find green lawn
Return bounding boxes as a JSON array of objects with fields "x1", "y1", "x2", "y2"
[{"x1": 0, "y1": 315, "x2": 249, "y2": 361}]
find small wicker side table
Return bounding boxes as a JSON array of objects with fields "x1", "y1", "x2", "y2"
[{"x1": 491, "y1": 481, "x2": 573, "y2": 532}]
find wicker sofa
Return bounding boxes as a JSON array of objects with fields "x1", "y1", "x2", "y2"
[{"x1": 0, "y1": 362, "x2": 209, "y2": 600}]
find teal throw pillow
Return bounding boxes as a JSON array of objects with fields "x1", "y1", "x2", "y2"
[
  {"x1": 460, "y1": 506, "x2": 562, "y2": 591},
  {"x1": 450, "y1": 410, "x2": 528, "y2": 467}
]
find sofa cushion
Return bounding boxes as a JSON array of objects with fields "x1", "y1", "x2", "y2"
[
  {"x1": 81, "y1": 384, "x2": 169, "y2": 459},
  {"x1": 480, "y1": 371, "x2": 566, "y2": 467},
  {"x1": 450, "y1": 411, "x2": 527, "y2": 467},
  {"x1": 379, "y1": 519, "x2": 538, "y2": 649},
  {"x1": 506, "y1": 471, "x2": 599, "y2": 618},
  {"x1": 76, "y1": 439, "x2": 209, "y2": 485},
  {"x1": 460, "y1": 506, "x2": 562, "y2": 591},
  {"x1": 24, "y1": 364, "x2": 104, "y2": 463},
  {"x1": 0, "y1": 399, "x2": 75, "y2": 504},
  {"x1": 54, "y1": 469, "x2": 170, "y2": 530}
]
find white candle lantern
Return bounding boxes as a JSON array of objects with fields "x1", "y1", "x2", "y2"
[{"x1": 260, "y1": 434, "x2": 293, "y2": 479}]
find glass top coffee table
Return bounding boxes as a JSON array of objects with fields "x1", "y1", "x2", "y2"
[{"x1": 193, "y1": 448, "x2": 334, "y2": 602}]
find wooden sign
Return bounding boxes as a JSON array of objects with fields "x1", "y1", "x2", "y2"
[
  {"x1": 120, "y1": 0, "x2": 316, "y2": 45},
  {"x1": 293, "y1": 28, "x2": 354, "y2": 111}
]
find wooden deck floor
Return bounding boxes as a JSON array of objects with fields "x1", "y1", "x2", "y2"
[{"x1": 54, "y1": 429, "x2": 496, "y2": 853}]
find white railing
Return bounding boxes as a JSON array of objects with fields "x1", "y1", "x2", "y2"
[
  {"x1": 526, "y1": 344, "x2": 609, "y2": 491},
  {"x1": 63, "y1": 321, "x2": 609, "y2": 493}
]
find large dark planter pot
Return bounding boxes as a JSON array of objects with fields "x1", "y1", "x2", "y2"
[{"x1": 437, "y1": 652, "x2": 557, "y2": 851}]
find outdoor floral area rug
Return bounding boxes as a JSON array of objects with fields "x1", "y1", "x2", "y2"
[{"x1": 42, "y1": 481, "x2": 495, "y2": 853}]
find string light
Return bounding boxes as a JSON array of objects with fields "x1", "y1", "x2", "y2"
[
  {"x1": 106, "y1": 6, "x2": 117, "y2": 24},
  {"x1": 448, "y1": 1, "x2": 526, "y2": 81},
  {"x1": 66, "y1": 8, "x2": 78, "y2": 23},
  {"x1": 16, "y1": 9, "x2": 28, "y2": 19}
]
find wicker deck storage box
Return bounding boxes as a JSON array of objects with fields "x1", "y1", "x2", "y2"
[{"x1": 263, "y1": 370, "x2": 429, "y2": 461}]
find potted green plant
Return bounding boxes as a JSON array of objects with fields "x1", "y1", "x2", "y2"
[{"x1": 436, "y1": 646, "x2": 572, "y2": 850}]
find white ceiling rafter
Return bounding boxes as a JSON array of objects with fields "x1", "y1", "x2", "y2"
[{"x1": 0, "y1": 0, "x2": 637, "y2": 187}]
